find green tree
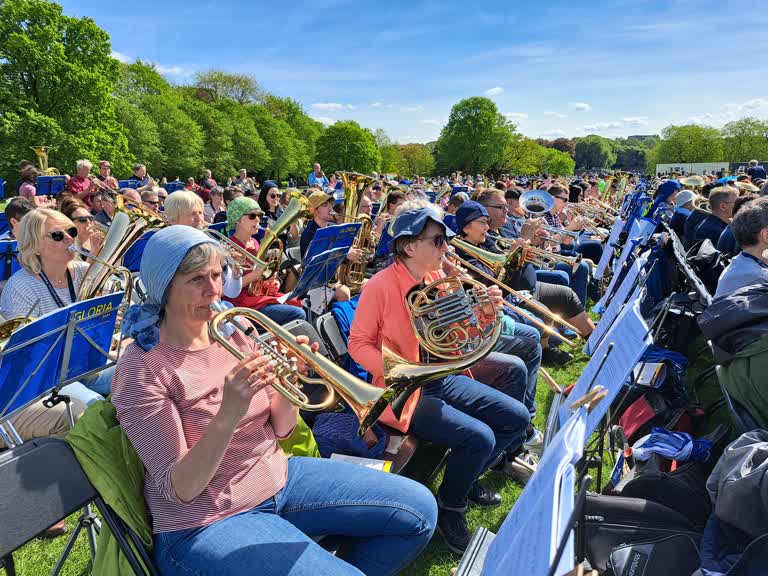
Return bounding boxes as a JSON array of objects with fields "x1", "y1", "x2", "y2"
[
  {"x1": 380, "y1": 144, "x2": 406, "y2": 174},
  {"x1": 400, "y1": 143, "x2": 435, "y2": 176},
  {"x1": 248, "y1": 104, "x2": 300, "y2": 180},
  {"x1": 501, "y1": 137, "x2": 542, "y2": 175},
  {"x1": 539, "y1": 147, "x2": 575, "y2": 175},
  {"x1": 213, "y1": 100, "x2": 271, "y2": 174},
  {"x1": 613, "y1": 146, "x2": 647, "y2": 171},
  {"x1": 0, "y1": 0, "x2": 131, "y2": 178},
  {"x1": 261, "y1": 94, "x2": 324, "y2": 177},
  {"x1": 116, "y1": 60, "x2": 174, "y2": 102},
  {"x1": 114, "y1": 97, "x2": 163, "y2": 173},
  {"x1": 721, "y1": 117, "x2": 768, "y2": 163},
  {"x1": 181, "y1": 99, "x2": 237, "y2": 179},
  {"x1": 435, "y1": 97, "x2": 514, "y2": 174},
  {"x1": 574, "y1": 135, "x2": 617, "y2": 169},
  {"x1": 141, "y1": 95, "x2": 204, "y2": 178},
  {"x1": 194, "y1": 70, "x2": 262, "y2": 104},
  {"x1": 655, "y1": 124, "x2": 723, "y2": 163},
  {"x1": 315, "y1": 121, "x2": 381, "y2": 174}
]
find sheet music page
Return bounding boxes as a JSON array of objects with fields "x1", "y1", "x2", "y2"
[
  {"x1": 551, "y1": 464, "x2": 576, "y2": 576},
  {"x1": 594, "y1": 219, "x2": 646, "y2": 310},
  {"x1": 594, "y1": 218, "x2": 624, "y2": 280},
  {"x1": 482, "y1": 409, "x2": 587, "y2": 576}
]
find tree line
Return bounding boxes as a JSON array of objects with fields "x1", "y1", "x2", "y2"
[{"x1": 1, "y1": 0, "x2": 766, "y2": 187}]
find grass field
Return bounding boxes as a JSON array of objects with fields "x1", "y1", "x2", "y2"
[{"x1": 7, "y1": 337, "x2": 724, "y2": 576}]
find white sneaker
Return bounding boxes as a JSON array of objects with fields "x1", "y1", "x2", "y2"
[{"x1": 502, "y1": 452, "x2": 538, "y2": 485}]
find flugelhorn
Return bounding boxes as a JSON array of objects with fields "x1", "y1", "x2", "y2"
[{"x1": 467, "y1": 236, "x2": 582, "y2": 273}]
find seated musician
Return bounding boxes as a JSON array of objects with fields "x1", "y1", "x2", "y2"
[
  {"x1": 213, "y1": 186, "x2": 244, "y2": 224},
  {"x1": 95, "y1": 160, "x2": 119, "y2": 190},
  {"x1": 349, "y1": 206, "x2": 532, "y2": 554},
  {"x1": 715, "y1": 197, "x2": 768, "y2": 297},
  {"x1": 93, "y1": 191, "x2": 116, "y2": 228},
  {"x1": 648, "y1": 179, "x2": 681, "y2": 222},
  {"x1": 668, "y1": 190, "x2": 696, "y2": 239},
  {"x1": 683, "y1": 182, "x2": 718, "y2": 248},
  {"x1": 165, "y1": 190, "x2": 206, "y2": 229},
  {"x1": 694, "y1": 187, "x2": 737, "y2": 246},
  {"x1": 371, "y1": 189, "x2": 406, "y2": 264},
  {"x1": 222, "y1": 197, "x2": 306, "y2": 324},
  {"x1": 202, "y1": 187, "x2": 225, "y2": 224},
  {"x1": 0, "y1": 209, "x2": 114, "y2": 401},
  {"x1": 717, "y1": 194, "x2": 759, "y2": 256},
  {"x1": 1, "y1": 197, "x2": 35, "y2": 240},
  {"x1": 115, "y1": 226, "x2": 436, "y2": 575},
  {"x1": 61, "y1": 200, "x2": 104, "y2": 257}
]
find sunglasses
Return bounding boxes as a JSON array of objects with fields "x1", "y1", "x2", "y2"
[
  {"x1": 244, "y1": 212, "x2": 263, "y2": 220},
  {"x1": 268, "y1": 193, "x2": 279, "y2": 199},
  {"x1": 553, "y1": 196, "x2": 568, "y2": 201},
  {"x1": 75, "y1": 216, "x2": 94, "y2": 223},
  {"x1": 419, "y1": 234, "x2": 448, "y2": 248},
  {"x1": 49, "y1": 227, "x2": 78, "y2": 241}
]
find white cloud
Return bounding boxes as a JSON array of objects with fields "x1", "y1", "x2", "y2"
[
  {"x1": 504, "y1": 112, "x2": 528, "y2": 121},
  {"x1": 312, "y1": 102, "x2": 344, "y2": 111},
  {"x1": 569, "y1": 102, "x2": 592, "y2": 112},
  {"x1": 544, "y1": 111, "x2": 567, "y2": 119},
  {"x1": 420, "y1": 119, "x2": 442, "y2": 126},
  {"x1": 741, "y1": 98, "x2": 768, "y2": 111},
  {"x1": 155, "y1": 64, "x2": 193, "y2": 77},
  {"x1": 400, "y1": 105, "x2": 425, "y2": 113},
  {"x1": 111, "y1": 51, "x2": 131, "y2": 63},
  {"x1": 621, "y1": 116, "x2": 649, "y2": 126},
  {"x1": 485, "y1": 86, "x2": 504, "y2": 97},
  {"x1": 312, "y1": 116, "x2": 335, "y2": 126},
  {"x1": 689, "y1": 98, "x2": 768, "y2": 127},
  {"x1": 583, "y1": 121, "x2": 623, "y2": 132}
]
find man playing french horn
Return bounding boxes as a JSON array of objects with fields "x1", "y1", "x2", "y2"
[{"x1": 348, "y1": 205, "x2": 532, "y2": 554}]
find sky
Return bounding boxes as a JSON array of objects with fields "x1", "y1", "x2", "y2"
[{"x1": 59, "y1": 0, "x2": 768, "y2": 144}]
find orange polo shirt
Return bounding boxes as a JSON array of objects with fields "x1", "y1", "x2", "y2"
[{"x1": 349, "y1": 260, "x2": 443, "y2": 432}]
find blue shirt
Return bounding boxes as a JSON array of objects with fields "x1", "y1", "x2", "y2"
[
  {"x1": 694, "y1": 214, "x2": 728, "y2": 246},
  {"x1": 308, "y1": 172, "x2": 329, "y2": 188},
  {"x1": 716, "y1": 225, "x2": 738, "y2": 255},
  {"x1": 683, "y1": 210, "x2": 708, "y2": 249},
  {"x1": 715, "y1": 252, "x2": 768, "y2": 298},
  {"x1": 500, "y1": 215, "x2": 525, "y2": 239}
]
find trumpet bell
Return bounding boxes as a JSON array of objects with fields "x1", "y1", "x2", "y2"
[{"x1": 520, "y1": 190, "x2": 555, "y2": 215}]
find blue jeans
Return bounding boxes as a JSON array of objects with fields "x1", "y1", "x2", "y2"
[
  {"x1": 153, "y1": 457, "x2": 437, "y2": 576},
  {"x1": 576, "y1": 239, "x2": 604, "y2": 263},
  {"x1": 490, "y1": 329, "x2": 542, "y2": 420},
  {"x1": 408, "y1": 375, "x2": 529, "y2": 509},
  {"x1": 79, "y1": 364, "x2": 115, "y2": 397},
  {"x1": 259, "y1": 303, "x2": 306, "y2": 325}
]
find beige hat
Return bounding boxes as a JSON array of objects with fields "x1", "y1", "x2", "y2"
[{"x1": 307, "y1": 190, "x2": 333, "y2": 212}]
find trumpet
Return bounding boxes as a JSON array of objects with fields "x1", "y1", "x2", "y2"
[
  {"x1": 485, "y1": 236, "x2": 584, "y2": 272},
  {"x1": 539, "y1": 225, "x2": 581, "y2": 241},
  {"x1": 443, "y1": 251, "x2": 583, "y2": 348},
  {"x1": 205, "y1": 228, "x2": 275, "y2": 282}
]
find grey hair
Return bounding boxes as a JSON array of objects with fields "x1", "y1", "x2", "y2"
[
  {"x1": 732, "y1": 197, "x2": 768, "y2": 247},
  {"x1": 76, "y1": 159, "x2": 92, "y2": 171}
]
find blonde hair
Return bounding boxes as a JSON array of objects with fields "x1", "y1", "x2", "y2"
[
  {"x1": 164, "y1": 191, "x2": 204, "y2": 224},
  {"x1": 17, "y1": 209, "x2": 75, "y2": 275}
]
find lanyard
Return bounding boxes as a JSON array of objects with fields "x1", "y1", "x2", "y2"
[{"x1": 39, "y1": 269, "x2": 77, "y2": 309}]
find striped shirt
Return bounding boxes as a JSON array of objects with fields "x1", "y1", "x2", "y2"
[
  {"x1": 0, "y1": 261, "x2": 89, "y2": 319},
  {"x1": 111, "y1": 332, "x2": 289, "y2": 533}
]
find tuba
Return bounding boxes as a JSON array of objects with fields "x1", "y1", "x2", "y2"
[
  {"x1": 520, "y1": 190, "x2": 555, "y2": 215},
  {"x1": 31, "y1": 146, "x2": 60, "y2": 175},
  {"x1": 252, "y1": 190, "x2": 309, "y2": 295},
  {"x1": 335, "y1": 171, "x2": 375, "y2": 293}
]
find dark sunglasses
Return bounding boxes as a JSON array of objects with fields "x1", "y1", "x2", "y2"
[
  {"x1": 75, "y1": 216, "x2": 94, "y2": 223},
  {"x1": 49, "y1": 227, "x2": 78, "y2": 241},
  {"x1": 553, "y1": 196, "x2": 568, "y2": 201},
  {"x1": 420, "y1": 234, "x2": 447, "y2": 248},
  {"x1": 268, "y1": 193, "x2": 279, "y2": 199},
  {"x1": 245, "y1": 212, "x2": 262, "y2": 220}
]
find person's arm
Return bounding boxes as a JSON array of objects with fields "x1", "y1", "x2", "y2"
[{"x1": 348, "y1": 280, "x2": 385, "y2": 382}]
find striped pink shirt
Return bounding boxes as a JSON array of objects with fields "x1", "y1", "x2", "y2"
[{"x1": 112, "y1": 332, "x2": 289, "y2": 533}]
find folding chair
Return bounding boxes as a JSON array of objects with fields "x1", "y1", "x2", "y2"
[
  {"x1": 314, "y1": 312, "x2": 348, "y2": 363},
  {"x1": 0, "y1": 438, "x2": 157, "y2": 576}
]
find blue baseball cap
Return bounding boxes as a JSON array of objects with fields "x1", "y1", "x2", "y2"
[
  {"x1": 455, "y1": 200, "x2": 489, "y2": 233},
  {"x1": 389, "y1": 206, "x2": 454, "y2": 250}
]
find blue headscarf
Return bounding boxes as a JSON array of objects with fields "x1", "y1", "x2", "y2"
[
  {"x1": 649, "y1": 179, "x2": 681, "y2": 220},
  {"x1": 121, "y1": 226, "x2": 219, "y2": 350}
]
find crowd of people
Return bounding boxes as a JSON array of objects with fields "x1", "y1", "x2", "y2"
[{"x1": 1, "y1": 153, "x2": 768, "y2": 575}]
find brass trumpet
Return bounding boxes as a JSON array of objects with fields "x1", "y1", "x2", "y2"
[
  {"x1": 205, "y1": 228, "x2": 274, "y2": 282},
  {"x1": 482, "y1": 236, "x2": 584, "y2": 272}
]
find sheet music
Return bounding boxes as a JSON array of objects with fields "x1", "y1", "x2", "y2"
[
  {"x1": 560, "y1": 301, "x2": 652, "y2": 436},
  {"x1": 594, "y1": 218, "x2": 624, "y2": 280},
  {"x1": 482, "y1": 408, "x2": 587, "y2": 576},
  {"x1": 586, "y1": 258, "x2": 646, "y2": 355},
  {"x1": 552, "y1": 464, "x2": 576, "y2": 576},
  {"x1": 593, "y1": 219, "x2": 647, "y2": 310},
  {"x1": 634, "y1": 218, "x2": 658, "y2": 247}
]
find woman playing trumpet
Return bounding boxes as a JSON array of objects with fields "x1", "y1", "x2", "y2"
[
  {"x1": 115, "y1": 226, "x2": 437, "y2": 576},
  {"x1": 61, "y1": 200, "x2": 105, "y2": 258}
]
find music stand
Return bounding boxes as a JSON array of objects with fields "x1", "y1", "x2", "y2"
[{"x1": 0, "y1": 241, "x2": 20, "y2": 281}]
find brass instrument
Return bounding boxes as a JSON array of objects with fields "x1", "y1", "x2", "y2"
[
  {"x1": 680, "y1": 175, "x2": 706, "y2": 188},
  {"x1": 31, "y1": 146, "x2": 60, "y2": 175},
  {"x1": 68, "y1": 245, "x2": 133, "y2": 304},
  {"x1": 443, "y1": 249, "x2": 584, "y2": 348},
  {"x1": 482, "y1": 236, "x2": 584, "y2": 272},
  {"x1": 539, "y1": 225, "x2": 581, "y2": 241},
  {"x1": 335, "y1": 171, "x2": 375, "y2": 293},
  {"x1": 205, "y1": 228, "x2": 273, "y2": 283},
  {"x1": 252, "y1": 190, "x2": 309, "y2": 295},
  {"x1": 735, "y1": 181, "x2": 760, "y2": 193},
  {"x1": 600, "y1": 174, "x2": 616, "y2": 202},
  {"x1": 692, "y1": 196, "x2": 711, "y2": 214},
  {"x1": 520, "y1": 190, "x2": 555, "y2": 215},
  {"x1": 584, "y1": 196, "x2": 619, "y2": 217}
]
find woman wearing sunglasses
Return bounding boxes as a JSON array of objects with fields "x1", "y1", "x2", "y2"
[
  {"x1": 223, "y1": 197, "x2": 306, "y2": 325},
  {"x1": 0, "y1": 209, "x2": 113, "y2": 401},
  {"x1": 62, "y1": 200, "x2": 104, "y2": 258}
]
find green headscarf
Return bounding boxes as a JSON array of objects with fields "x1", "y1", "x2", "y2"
[{"x1": 226, "y1": 196, "x2": 262, "y2": 232}]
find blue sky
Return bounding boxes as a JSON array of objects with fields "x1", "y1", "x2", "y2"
[{"x1": 61, "y1": 0, "x2": 768, "y2": 143}]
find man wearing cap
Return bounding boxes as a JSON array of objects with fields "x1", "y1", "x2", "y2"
[
  {"x1": 349, "y1": 205, "x2": 530, "y2": 554},
  {"x1": 669, "y1": 190, "x2": 697, "y2": 240},
  {"x1": 95, "y1": 160, "x2": 118, "y2": 190}
]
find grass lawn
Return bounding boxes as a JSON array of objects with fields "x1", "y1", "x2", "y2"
[{"x1": 8, "y1": 339, "x2": 726, "y2": 576}]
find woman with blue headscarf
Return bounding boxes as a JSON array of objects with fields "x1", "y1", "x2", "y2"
[
  {"x1": 648, "y1": 179, "x2": 682, "y2": 222},
  {"x1": 114, "y1": 225, "x2": 437, "y2": 576}
]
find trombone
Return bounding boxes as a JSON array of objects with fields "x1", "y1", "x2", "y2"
[{"x1": 443, "y1": 250, "x2": 583, "y2": 349}]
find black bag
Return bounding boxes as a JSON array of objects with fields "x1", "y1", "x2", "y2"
[
  {"x1": 608, "y1": 424, "x2": 731, "y2": 530},
  {"x1": 686, "y1": 239, "x2": 726, "y2": 295},
  {"x1": 606, "y1": 533, "x2": 701, "y2": 576},
  {"x1": 582, "y1": 494, "x2": 702, "y2": 574}
]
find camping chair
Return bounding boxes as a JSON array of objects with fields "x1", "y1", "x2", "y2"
[
  {"x1": 714, "y1": 366, "x2": 759, "y2": 434},
  {"x1": 0, "y1": 438, "x2": 157, "y2": 576}
]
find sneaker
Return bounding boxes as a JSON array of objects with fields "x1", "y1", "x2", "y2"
[
  {"x1": 436, "y1": 508, "x2": 471, "y2": 554},
  {"x1": 467, "y1": 481, "x2": 502, "y2": 508},
  {"x1": 542, "y1": 347, "x2": 573, "y2": 366},
  {"x1": 501, "y1": 452, "x2": 539, "y2": 485},
  {"x1": 523, "y1": 428, "x2": 544, "y2": 457}
]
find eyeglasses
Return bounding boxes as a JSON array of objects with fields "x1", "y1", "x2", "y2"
[
  {"x1": 419, "y1": 234, "x2": 448, "y2": 248},
  {"x1": 486, "y1": 204, "x2": 509, "y2": 212},
  {"x1": 245, "y1": 212, "x2": 263, "y2": 220},
  {"x1": 158, "y1": 195, "x2": 167, "y2": 201},
  {"x1": 553, "y1": 196, "x2": 568, "y2": 201},
  {"x1": 145, "y1": 200, "x2": 159, "y2": 206},
  {"x1": 74, "y1": 216, "x2": 94, "y2": 223},
  {"x1": 48, "y1": 227, "x2": 78, "y2": 241},
  {"x1": 268, "y1": 193, "x2": 279, "y2": 199}
]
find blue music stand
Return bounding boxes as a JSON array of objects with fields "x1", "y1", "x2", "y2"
[
  {"x1": 165, "y1": 181, "x2": 185, "y2": 193},
  {"x1": 122, "y1": 231, "x2": 157, "y2": 273},
  {"x1": 36, "y1": 175, "x2": 67, "y2": 196},
  {"x1": 0, "y1": 240, "x2": 19, "y2": 280},
  {"x1": 0, "y1": 215, "x2": 10, "y2": 237},
  {"x1": 207, "y1": 221, "x2": 228, "y2": 233},
  {"x1": 118, "y1": 180, "x2": 140, "y2": 190},
  {"x1": 0, "y1": 177, "x2": 5, "y2": 199}
]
